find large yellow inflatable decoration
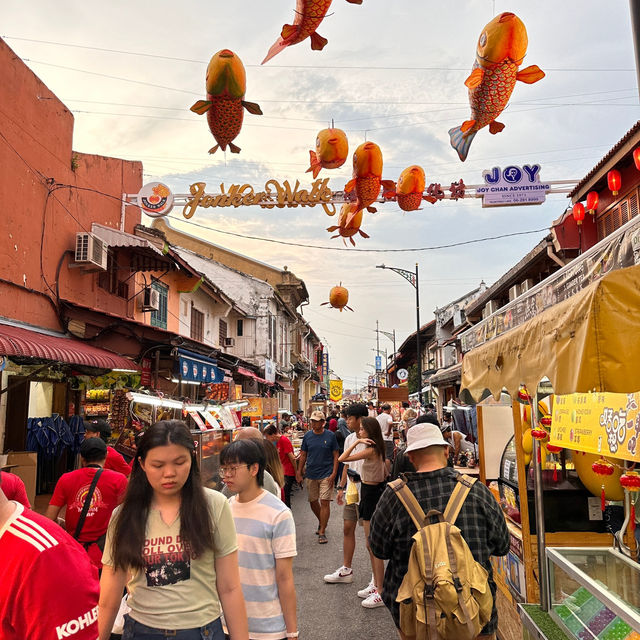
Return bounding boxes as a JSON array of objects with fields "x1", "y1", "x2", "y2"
[
  {"x1": 448, "y1": 12, "x2": 545, "y2": 161},
  {"x1": 307, "y1": 128, "x2": 349, "y2": 178},
  {"x1": 327, "y1": 203, "x2": 369, "y2": 246},
  {"x1": 573, "y1": 452, "x2": 624, "y2": 502},
  {"x1": 262, "y1": 0, "x2": 362, "y2": 64},
  {"x1": 344, "y1": 142, "x2": 395, "y2": 214},
  {"x1": 190, "y1": 50, "x2": 262, "y2": 154}
]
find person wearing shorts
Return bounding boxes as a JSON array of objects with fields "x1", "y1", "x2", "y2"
[{"x1": 296, "y1": 411, "x2": 339, "y2": 544}]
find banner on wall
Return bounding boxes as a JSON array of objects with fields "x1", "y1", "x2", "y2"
[
  {"x1": 329, "y1": 380, "x2": 343, "y2": 402},
  {"x1": 550, "y1": 392, "x2": 640, "y2": 462}
]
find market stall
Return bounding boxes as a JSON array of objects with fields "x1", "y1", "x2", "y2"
[{"x1": 460, "y1": 265, "x2": 640, "y2": 640}]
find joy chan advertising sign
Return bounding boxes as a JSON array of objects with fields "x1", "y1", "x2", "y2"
[{"x1": 477, "y1": 164, "x2": 550, "y2": 207}]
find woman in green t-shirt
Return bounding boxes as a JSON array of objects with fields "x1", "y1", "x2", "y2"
[{"x1": 98, "y1": 420, "x2": 249, "y2": 640}]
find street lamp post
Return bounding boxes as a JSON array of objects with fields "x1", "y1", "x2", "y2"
[{"x1": 376, "y1": 263, "x2": 422, "y2": 404}]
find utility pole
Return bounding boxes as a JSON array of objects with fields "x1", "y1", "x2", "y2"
[
  {"x1": 376, "y1": 319, "x2": 380, "y2": 387},
  {"x1": 632, "y1": 0, "x2": 640, "y2": 101}
]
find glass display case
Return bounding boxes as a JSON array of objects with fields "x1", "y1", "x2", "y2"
[
  {"x1": 192, "y1": 429, "x2": 234, "y2": 492},
  {"x1": 548, "y1": 547, "x2": 640, "y2": 639}
]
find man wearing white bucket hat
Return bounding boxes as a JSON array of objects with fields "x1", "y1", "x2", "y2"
[{"x1": 369, "y1": 423, "x2": 510, "y2": 640}]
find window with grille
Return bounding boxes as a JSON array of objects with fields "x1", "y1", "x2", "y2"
[
  {"x1": 150, "y1": 282, "x2": 168, "y2": 329},
  {"x1": 237, "y1": 319, "x2": 244, "y2": 337},
  {"x1": 98, "y1": 252, "x2": 128, "y2": 299},
  {"x1": 597, "y1": 188, "x2": 640, "y2": 240},
  {"x1": 219, "y1": 319, "x2": 228, "y2": 345},
  {"x1": 191, "y1": 307, "x2": 204, "y2": 342}
]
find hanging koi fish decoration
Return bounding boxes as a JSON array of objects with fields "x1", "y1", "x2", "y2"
[
  {"x1": 327, "y1": 202, "x2": 369, "y2": 246},
  {"x1": 344, "y1": 142, "x2": 395, "y2": 214},
  {"x1": 321, "y1": 283, "x2": 353, "y2": 312},
  {"x1": 262, "y1": 0, "x2": 363, "y2": 65},
  {"x1": 190, "y1": 49, "x2": 262, "y2": 154},
  {"x1": 306, "y1": 127, "x2": 349, "y2": 178},
  {"x1": 387, "y1": 166, "x2": 437, "y2": 211},
  {"x1": 448, "y1": 12, "x2": 545, "y2": 162}
]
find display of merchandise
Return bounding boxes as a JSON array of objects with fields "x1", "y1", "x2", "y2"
[
  {"x1": 110, "y1": 389, "x2": 130, "y2": 432},
  {"x1": 84, "y1": 388, "x2": 111, "y2": 417}
]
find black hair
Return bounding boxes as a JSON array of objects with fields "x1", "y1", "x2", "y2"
[
  {"x1": 345, "y1": 403, "x2": 368, "y2": 418},
  {"x1": 425, "y1": 403, "x2": 436, "y2": 410},
  {"x1": 241, "y1": 417, "x2": 251, "y2": 427},
  {"x1": 381, "y1": 404, "x2": 391, "y2": 411},
  {"x1": 111, "y1": 420, "x2": 215, "y2": 571},
  {"x1": 80, "y1": 438, "x2": 107, "y2": 463},
  {"x1": 220, "y1": 439, "x2": 266, "y2": 487},
  {"x1": 85, "y1": 419, "x2": 111, "y2": 443},
  {"x1": 417, "y1": 413, "x2": 441, "y2": 427},
  {"x1": 360, "y1": 417, "x2": 386, "y2": 461},
  {"x1": 402, "y1": 402, "x2": 410, "y2": 409},
  {"x1": 263, "y1": 424, "x2": 279, "y2": 436}
]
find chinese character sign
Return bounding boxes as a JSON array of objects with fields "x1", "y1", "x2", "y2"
[{"x1": 550, "y1": 392, "x2": 640, "y2": 461}]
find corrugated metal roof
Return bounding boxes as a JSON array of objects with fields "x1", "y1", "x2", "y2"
[{"x1": 92, "y1": 223, "x2": 163, "y2": 255}]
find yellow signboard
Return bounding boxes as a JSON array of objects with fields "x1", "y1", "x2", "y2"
[
  {"x1": 329, "y1": 380, "x2": 343, "y2": 402},
  {"x1": 550, "y1": 392, "x2": 640, "y2": 462}
]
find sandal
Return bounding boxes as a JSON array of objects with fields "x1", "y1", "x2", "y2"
[{"x1": 318, "y1": 534, "x2": 328, "y2": 544}]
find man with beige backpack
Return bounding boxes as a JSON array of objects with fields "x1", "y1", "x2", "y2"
[{"x1": 369, "y1": 423, "x2": 509, "y2": 640}]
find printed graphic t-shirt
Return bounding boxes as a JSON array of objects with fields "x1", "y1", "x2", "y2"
[
  {"x1": 301, "y1": 429, "x2": 338, "y2": 480},
  {"x1": 0, "y1": 502, "x2": 99, "y2": 640},
  {"x1": 229, "y1": 490, "x2": 297, "y2": 640},
  {"x1": 102, "y1": 488, "x2": 237, "y2": 629},
  {"x1": 276, "y1": 436, "x2": 296, "y2": 477}
]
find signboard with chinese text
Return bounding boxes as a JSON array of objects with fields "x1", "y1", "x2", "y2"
[
  {"x1": 322, "y1": 353, "x2": 330, "y2": 377},
  {"x1": 550, "y1": 392, "x2": 640, "y2": 462}
]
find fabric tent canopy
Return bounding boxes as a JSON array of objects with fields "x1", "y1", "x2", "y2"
[{"x1": 461, "y1": 264, "x2": 640, "y2": 402}]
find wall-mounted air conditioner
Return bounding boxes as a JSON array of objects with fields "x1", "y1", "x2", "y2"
[
  {"x1": 75, "y1": 232, "x2": 108, "y2": 270},
  {"x1": 140, "y1": 287, "x2": 160, "y2": 312},
  {"x1": 224, "y1": 337, "x2": 236, "y2": 347},
  {"x1": 520, "y1": 278, "x2": 534, "y2": 293},
  {"x1": 508, "y1": 284, "x2": 520, "y2": 302},
  {"x1": 482, "y1": 300, "x2": 500, "y2": 319}
]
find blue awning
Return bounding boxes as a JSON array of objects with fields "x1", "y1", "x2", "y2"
[{"x1": 175, "y1": 348, "x2": 223, "y2": 384}]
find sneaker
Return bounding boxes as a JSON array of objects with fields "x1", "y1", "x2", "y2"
[
  {"x1": 357, "y1": 580, "x2": 377, "y2": 599},
  {"x1": 323, "y1": 566, "x2": 354, "y2": 583},
  {"x1": 362, "y1": 590, "x2": 384, "y2": 608}
]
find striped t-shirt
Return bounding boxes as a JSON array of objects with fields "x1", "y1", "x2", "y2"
[{"x1": 229, "y1": 489, "x2": 297, "y2": 640}]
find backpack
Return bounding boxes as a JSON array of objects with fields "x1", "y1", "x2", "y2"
[{"x1": 388, "y1": 474, "x2": 493, "y2": 640}]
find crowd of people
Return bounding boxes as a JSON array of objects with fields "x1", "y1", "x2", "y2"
[{"x1": 0, "y1": 401, "x2": 509, "y2": 640}]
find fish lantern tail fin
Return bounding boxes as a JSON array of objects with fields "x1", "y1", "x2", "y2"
[
  {"x1": 229, "y1": 143, "x2": 241, "y2": 154},
  {"x1": 448, "y1": 125, "x2": 477, "y2": 162},
  {"x1": 262, "y1": 38, "x2": 288, "y2": 65},
  {"x1": 381, "y1": 180, "x2": 396, "y2": 198},
  {"x1": 345, "y1": 305, "x2": 354, "y2": 312},
  {"x1": 345, "y1": 0, "x2": 363, "y2": 4},
  {"x1": 310, "y1": 32, "x2": 328, "y2": 51},
  {"x1": 208, "y1": 144, "x2": 220, "y2": 155},
  {"x1": 242, "y1": 100, "x2": 263, "y2": 115},
  {"x1": 306, "y1": 151, "x2": 322, "y2": 178},
  {"x1": 359, "y1": 229, "x2": 370, "y2": 239},
  {"x1": 190, "y1": 100, "x2": 212, "y2": 115},
  {"x1": 327, "y1": 225, "x2": 339, "y2": 232},
  {"x1": 423, "y1": 195, "x2": 438, "y2": 204},
  {"x1": 516, "y1": 65, "x2": 545, "y2": 84}
]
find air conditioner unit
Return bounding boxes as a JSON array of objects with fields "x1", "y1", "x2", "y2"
[
  {"x1": 508, "y1": 284, "x2": 520, "y2": 302},
  {"x1": 140, "y1": 287, "x2": 160, "y2": 312},
  {"x1": 75, "y1": 232, "x2": 108, "y2": 270},
  {"x1": 224, "y1": 337, "x2": 236, "y2": 347},
  {"x1": 482, "y1": 300, "x2": 500, "y2": 319},
  {"x1": 520, "y1": 278, "x2": 534, "y2": 293}
]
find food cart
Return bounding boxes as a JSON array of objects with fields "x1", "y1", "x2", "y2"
[{"x1": 461, "y1": 266, "x2": 640, "y2": 640}]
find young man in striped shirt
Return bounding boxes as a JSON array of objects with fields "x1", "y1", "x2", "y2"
[{"x1": 220, "y1": 439, "x2": 298, "y2": 640}]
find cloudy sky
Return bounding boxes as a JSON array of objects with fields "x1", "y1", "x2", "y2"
[{"x1": 3, "y1": 1, "x2": 638, "y2": 388}]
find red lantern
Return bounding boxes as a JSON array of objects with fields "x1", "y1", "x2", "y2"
[
  {"x1": 517, "y1": 385, "x2": 532, "y2": 405},
  {"x1": 546, "y1": 444, "x2": 562, "y2": 454},
  {"x1": 620, "y1": 471, "x2": 640, "y2": 531},
  {"x1": 634, "y1": 147, "x2": 640, "y2": 171},
  {"x1": 586, "y1": 191, "x2": 599, "y2": 215},
  {"x1": 539, "y1": 416, "x2": 552, "y2": 428},
  {"x1": 592, "y1": 457, "x2": 615, "y2": 511},
  {"x1": 531, "y1": 427, "x2": 548, "y2": 441},
  {"x1": 608, "y1": 169, "x2": 621, "y2": 196},
  {"x1": 572, "y1": 203, "x2": 585, "y2": 225}
]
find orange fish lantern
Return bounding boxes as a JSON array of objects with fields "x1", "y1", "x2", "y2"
[
  {"x1": 321, "y1": 283, "x2": 353, "y2": 312},
  {"x1": 389, "y1": 166, "x2": 438, "y2": 211},
  {"x1": 262, "y1": 0, "x2": 362, "y2": 64},
  {"x1": 190, "y1": 49, "x2": 263, "y2": 154},
  {"x1": 344, "y1": 142, "x2": 395, "y2": 214},
  {"x1": 306, "y1": 127, "x2": 349, "y2": 178},
  {"x1": 327, "y1": 203, "x2": 370, "y2": 246},
  {"x1": 448, "y1": 12, "x2": 545, "y2": 161}
]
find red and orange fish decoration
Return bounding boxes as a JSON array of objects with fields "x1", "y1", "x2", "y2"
[
  {"x1": 388, "y1": 166, "x2": 437, "y2": 211},
  {"x1": 449, "y1": 12, "x2": 545, "y2": 161},
  {"x1": 327, "y1": 203, "x2": 369, "y2": 246},
  {"x1": 306, "y1": 127, "x2": 349, "y2": 178},
  {"x1": 190, "y1": 49, "x2": 262, "y2": 154},
  {"x1": 344, "y1": 142, "x2": 395, "y2": 214},
  {"x1": 263, "y1": 0, "x2": 362, "y2": 64},
  {"x1": 321, "y1": 283, "x2": 353, "y2": 312}
]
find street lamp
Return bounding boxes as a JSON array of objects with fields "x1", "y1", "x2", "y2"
[{"x1": 376, "y1": 263, "x2": 422, "y2": 404}]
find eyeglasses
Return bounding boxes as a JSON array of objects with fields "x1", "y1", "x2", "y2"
[{"x1": 219, "y1": 464, "x2": 250, "y2": 478}]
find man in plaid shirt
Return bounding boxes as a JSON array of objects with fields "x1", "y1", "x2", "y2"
[{"x1": 369, "y1": 423, "x2": 509, "y2": 639}]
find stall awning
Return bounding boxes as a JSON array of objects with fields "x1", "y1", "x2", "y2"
[
  {"x1": 176, "y1": 348, "x2": 223, "y2": 383},
  {"x1": 278, "y1": 383, "x2": 295, "y2": 394},
  {"x1": 429, "y1": 363, "x2": 462, "y2": 386},
  {"x1": 460, "y1": 265, "x2": 640, "y2": 402},
  {"x1": 0, "y1": 321, "x2": 139, "y2": 370},
  {"x1": 236, "y1": 366, "x2": 272, "y2": 386}
]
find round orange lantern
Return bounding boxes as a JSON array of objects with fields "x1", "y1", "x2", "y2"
[
  {"x1": 586, "y1": 191, "x2": 599, "y2": 215},
  {"x1": 572, "y1": 202, "x2": 585, "y2": 225},
  {"x1": 620, "y1": 470, "x2": 640, "y2": 531},
  {"x1": 607, "y1": 169, "x2": 621, "y2": 196},
  {"x1": 634, "y1": 147, "x2": 640, "y2": 171},
  {"x1": 592, "y1": 457, "x2": 615, "y2": 511},
  {"x1": 322, "y1": 283, "x2": 353, "y2": 312}
]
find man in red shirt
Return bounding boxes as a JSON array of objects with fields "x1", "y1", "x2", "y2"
[
  {"x1": 0, "y1": 470, "x2": 99, "y2": 640},
  {"x1": 0, "y1": 469, "x2": 30, "y2": 507},
  {"x1": 46, "y1": 437, "x2": 127, "y2": 569},
  {"x1": 264, "y1": 424, "x2": 298, "y2": 508},
  {"x1": 84, "y1": 418, "x2": 131, "y2": 476}
]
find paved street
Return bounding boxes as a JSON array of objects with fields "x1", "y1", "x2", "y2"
[{"x1": 290, "y1": 485, "x2": 398, "y2": 640}]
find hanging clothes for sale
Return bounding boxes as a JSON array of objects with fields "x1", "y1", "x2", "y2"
[{"x1": 68, "y1": 415, "x2": 86, "y2": 456}]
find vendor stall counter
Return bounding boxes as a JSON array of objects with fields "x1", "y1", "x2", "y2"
[{"x1": 191, "y1": 429, "x2": 234, "y2": 492}]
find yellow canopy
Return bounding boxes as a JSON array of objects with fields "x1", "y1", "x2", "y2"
[{"x1": 461, "y1": 264, "x2": 640, "y2": 402}]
